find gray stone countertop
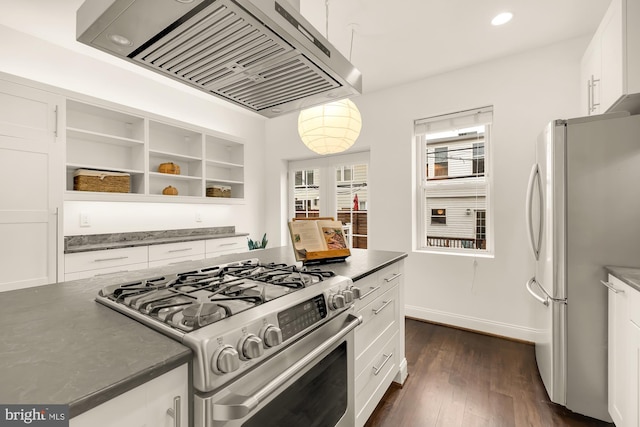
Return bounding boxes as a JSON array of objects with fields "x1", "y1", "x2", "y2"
[
  {"x1": 0, "y1": 247, "x2": 406, "y2": 419},
  {"x1": 64, "y1": 226, "x2": 249, "y2": 254},
  {"x1": 605, "y1": 266, "x2": 640, "y2": 292}
]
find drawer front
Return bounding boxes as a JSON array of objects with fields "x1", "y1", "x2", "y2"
[
  {"x1": 205, "y1": 236, "x2": 246, "y2": 256},
  {"x1": 65, "y1": 262, "x2": 148, "y2": 281},
  {"x1": 355, "y1": 331, "x2": 398, "y2": 427},
  {"x1": 352, "y1": 273, "x2": 381, "y2": 312},
  {"x1": 148, "y1": 240, "x2": 205, "y2": 262},
  {"x1": 355, "y1": 285, "x2": 399, "y2": 360},
  {"x1": 65, "y1": 246, "x2": 148, "y2": 273},
  {"x1": 378, "y1": 263, "x2": 402, "y2": 292},
  {"x1": 148, "y1": 253, "x2": 205, "y2": 269}
]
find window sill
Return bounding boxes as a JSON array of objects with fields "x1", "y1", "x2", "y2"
[{"x1": 413, "y1": 248, "x2": 495, "y2": 259}]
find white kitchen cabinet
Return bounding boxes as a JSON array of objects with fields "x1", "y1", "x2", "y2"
[
  {"x1": 148, "y1": 240, "x2": 205, "y2": 268},
  {"x1": 353, "y1": 261, "x2": 405, "y2": 427},
  {"x1": 0, "y1": 77, "x2": 63, "y2": 291},
  {"x1": 205, "y1": 236, "x2": 247, "y2": 257},
  {"x1": 69, "y1": 364, "x2": 188, "y2": 427},
  {"x1": 64, "y1": 246, "x2": 148, "y2": 281},
  {"x1": 581, "y1": 0, "x2": 640, "y2": 115},
  {"x1": 64, "y1": 97, "x2": 245, "y2": 202},
  {"x1": 606, "y1": 274, "x2": 630, "y2": 426}
]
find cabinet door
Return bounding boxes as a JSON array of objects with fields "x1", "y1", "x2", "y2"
[
  {"x1": 581, "y1": 36, "x2": 602, "y2": 116},
  {"x1": 69, "y1": 364, "x2": 188, "y2": 427},
  {"x1": 607, "y1": 275, "x2": 629, "y2": 426},
  {"x1": 0, "y1": 78, "x2": 62, "y2": 291},
  {"x1": 600, "y1": 0, "x2": 624, "y2": 112},
  {"x1": 629, "y1": 321, "x2": 640, "y2": 427}
]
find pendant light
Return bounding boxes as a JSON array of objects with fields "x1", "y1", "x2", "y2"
[{"x1": 297, "y1": 1, "x2": 362, "y2": 155}]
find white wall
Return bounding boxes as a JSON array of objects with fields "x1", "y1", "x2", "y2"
[
  {"x1": 265, "y1": 37, "x2": 586, "y2": 341},
  {"x1": 0, "y1": 25, "x2": 267, "y2": 240}
]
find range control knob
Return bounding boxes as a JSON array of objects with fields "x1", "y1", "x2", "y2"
[
  {"x1": 341, "y1": 289, "x2": 354, "y2": 304},
  {"x1": 349, "y1": 286, "x2": 361, "y2": 300},
  {"x1": 238, "y1": 334, "x2": 264, "y2": 360},
  {"x1": 212, "y1": 344, "x2": 239, "y2": 374},
  {"x1": 261, "y1": 325, "x2": 283, "y2": 348},
  {"x1": 329, "y1": 293, "x2": 346, "y2": 310}
]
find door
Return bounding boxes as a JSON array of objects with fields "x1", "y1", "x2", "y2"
[
  {"x1": 526, "y1": 120, "x2": 567, "y2": 406},
  {"x1": 0, "y1": 78, "x2": 62, "y2": 291}
]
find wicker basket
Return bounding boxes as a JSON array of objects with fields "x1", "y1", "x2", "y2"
[
  {"x1": 73, "y1": 169, "x2": 130, "y2": 193},
  {"x1": 206, "y1": 185, "x2": 231, "y2": 198}
]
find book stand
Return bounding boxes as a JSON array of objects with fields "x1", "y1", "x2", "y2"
[{"x1": 289, "y1": 217, "x2": 351, "y2": 265}]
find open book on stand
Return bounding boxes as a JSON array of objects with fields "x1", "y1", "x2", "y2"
[{"x1": 288, "y1": 218, "x2": 351, "y2": 264}]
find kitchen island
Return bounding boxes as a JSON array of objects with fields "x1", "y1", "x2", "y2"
[{"x1": 0, "y1": 247, "x2": 406, "y2": 423}]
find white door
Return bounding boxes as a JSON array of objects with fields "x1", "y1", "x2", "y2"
[{"x1": 0, "y1": 78, "x2": 62, "y2": 291}]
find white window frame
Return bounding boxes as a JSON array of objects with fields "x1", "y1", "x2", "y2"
[{"x1": 414, "y1": 106, "x2": 494, "y2": 257}]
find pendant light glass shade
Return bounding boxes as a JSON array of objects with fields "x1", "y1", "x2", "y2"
[{"x1": 297, "y1": 98, "x2": 362, "y2": 155}]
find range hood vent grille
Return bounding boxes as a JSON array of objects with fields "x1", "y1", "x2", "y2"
[{"x1": 77, "y1": 0, "x2": 360, "y2": 117}]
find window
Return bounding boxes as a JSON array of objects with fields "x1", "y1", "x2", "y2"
[
  {"x1": 415, "y1": 106, "x2": 492, "y2": 254},
  {"x1": 473, "y1": 143, "x2": 485, "y2": 175},
  {"x1": 431, "y1": 209, "x2": 446, "y2": 224},
  {"x1": 433, "y1": 147, "x2": 449, "y2": 177},
  {"x1": 293, "y1": 169, "x2": 320, "y2": 218},
  {"x1": 289, "y1": 152, "x2": 369, "y2": 249}
]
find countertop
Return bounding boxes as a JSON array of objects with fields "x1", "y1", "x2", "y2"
[
  {"x1": 64, "y1": 226, "x2": 248, "y2": 253},
  {"x1": 605, "y1": 266, "x2": 640, "y2": 292},
  {"x1": 0, "y1": 247, "x2": 406, "y2": 418}
]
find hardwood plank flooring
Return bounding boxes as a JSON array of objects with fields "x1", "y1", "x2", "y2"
[{"x1": 364, "y1": 318, "x2": 614, "y2": 427}]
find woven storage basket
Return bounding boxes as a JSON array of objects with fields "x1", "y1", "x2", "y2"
[
  {"x1": 206, "y1": 185, "x2": 231, "y2": 198},
  {"x1": 73, "y1": 169, "x2": 130, "y2": 193}
]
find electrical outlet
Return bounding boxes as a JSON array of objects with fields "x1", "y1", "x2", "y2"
[
  {"x1": 80, "y1": 211, "x2": 90, "y2": 227},
  {"x1": 195, "y1": 212, "x2": 202, "y2": 223}
]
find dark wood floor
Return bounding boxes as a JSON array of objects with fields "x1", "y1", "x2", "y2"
[{"x1": 364, "y1": 318, "x2": 614, "y2": 427}]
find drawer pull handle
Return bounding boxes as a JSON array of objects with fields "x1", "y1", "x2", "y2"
[
  {"x1": 94, "y1": 256, "x2": 128, "y2": 262},
  {"x1": 384, "y1": 273, "x2": 403, "y2": 282},
  {"x1": 94, "y1": 270, "x2": 128, "y2": 277},
  {"x1": 220, "y1": 243, "x2": 238, "y2": 247},
  {"x1": 373, "y1": 299, "x2": 393, "y2": 315},
  {"x1": 169, "y1": 260, "x2": 194, "y2": 265},
  {"x1": 168, "y1": 248, "x2": 193, "y2": 253},
  {"x1": 373, "y1": 352, "x2": 394, "y2": 376},
  {"x1": 359, "y1": 286, "x2": 380, "y2": 301},
  {"x1": 600, "y1": 280, "x2": 624, "y2": 294},
  {"x1": 167, "y1": 395, "x2": 181, "y2": 427}
]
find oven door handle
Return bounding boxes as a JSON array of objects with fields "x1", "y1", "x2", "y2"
[{"x1": 212, "y1": 313, "x2": 363, "y2": 421}]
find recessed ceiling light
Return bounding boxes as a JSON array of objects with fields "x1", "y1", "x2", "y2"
[{"x1": 491, "y1": 12, "x2": 513, "y2": 26}]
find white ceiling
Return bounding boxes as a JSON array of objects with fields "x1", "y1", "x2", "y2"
[{"x1": 0, "y1": 0, "x2": 612, "y2": 95}]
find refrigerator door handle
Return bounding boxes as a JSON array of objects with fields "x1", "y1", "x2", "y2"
[
  {"x1": 526, "y1": 276, "x2": 549, "y2": 306},
  {"x1": 525, "y1": 164, "x2": 544, "y2": 260},
  {"x1": 527, "y1": 276, "x2": 567, "y2": 306}
]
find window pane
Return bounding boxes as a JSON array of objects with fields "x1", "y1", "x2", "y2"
[
  {"x1": 294, "y1": 169, "x2": 319, "y2": 218},
  {"x1": 417, "y1": 106, "x2": 492, "y2": 253},
  {"x1": 336, "y1": 164, "x2": 368, "y2": 249}
]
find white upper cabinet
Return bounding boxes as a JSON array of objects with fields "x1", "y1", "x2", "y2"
[
  {"x1": 581, "y1": 0, "x2": 640, "y2": 115},
  {"x1": 65, "y1": 97, "x2": 245, "y2": 203}
]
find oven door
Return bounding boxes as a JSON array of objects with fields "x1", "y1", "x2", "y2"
[{"x1": 194, "y1": 310, "x2": 362, "y2": 427}]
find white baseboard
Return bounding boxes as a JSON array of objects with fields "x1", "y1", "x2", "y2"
[{"x1": 405, "y1": 305, "x2": 538, "y2": 343}]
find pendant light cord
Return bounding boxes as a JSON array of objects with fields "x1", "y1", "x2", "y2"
[{"x1": 326, "y1": 0, "x2": 355, "y2": 61}]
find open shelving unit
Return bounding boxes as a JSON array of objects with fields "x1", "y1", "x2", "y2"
[{"x1": 64, "y1": 98, "x2": 245, "y2": 203}]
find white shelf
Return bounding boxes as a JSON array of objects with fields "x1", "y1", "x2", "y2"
[
  {"x1": 65, "y1": 98, "x2": 245, "y2": 202},
  {"x1": 67, "y1": 127, "x2": 144, "y2": 147}
]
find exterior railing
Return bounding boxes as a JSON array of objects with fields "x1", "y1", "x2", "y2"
[{"x1": 427, "y1": 236, "x2": 486, "y2": 250}]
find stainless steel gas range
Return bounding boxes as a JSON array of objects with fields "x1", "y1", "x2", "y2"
[{"x1": 96, "y1": 258, "x2": 362, "y2": 427}]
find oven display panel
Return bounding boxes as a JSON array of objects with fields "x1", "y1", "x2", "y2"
[{"x1": 277, "y1": 295, "x2": 327, "y2": 341}]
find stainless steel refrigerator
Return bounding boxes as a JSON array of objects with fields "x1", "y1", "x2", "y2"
[{"x1": 525, "y1": 112, "x2": 640, "y2": 421}]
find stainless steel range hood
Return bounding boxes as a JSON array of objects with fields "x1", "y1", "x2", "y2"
[{"x1": 77, "y1": 0, "x2": 362, "y2": 118}]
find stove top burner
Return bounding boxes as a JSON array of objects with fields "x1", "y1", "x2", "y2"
[{"x1": 99, "y1": 259, "x2": 336, "y2": 332}]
